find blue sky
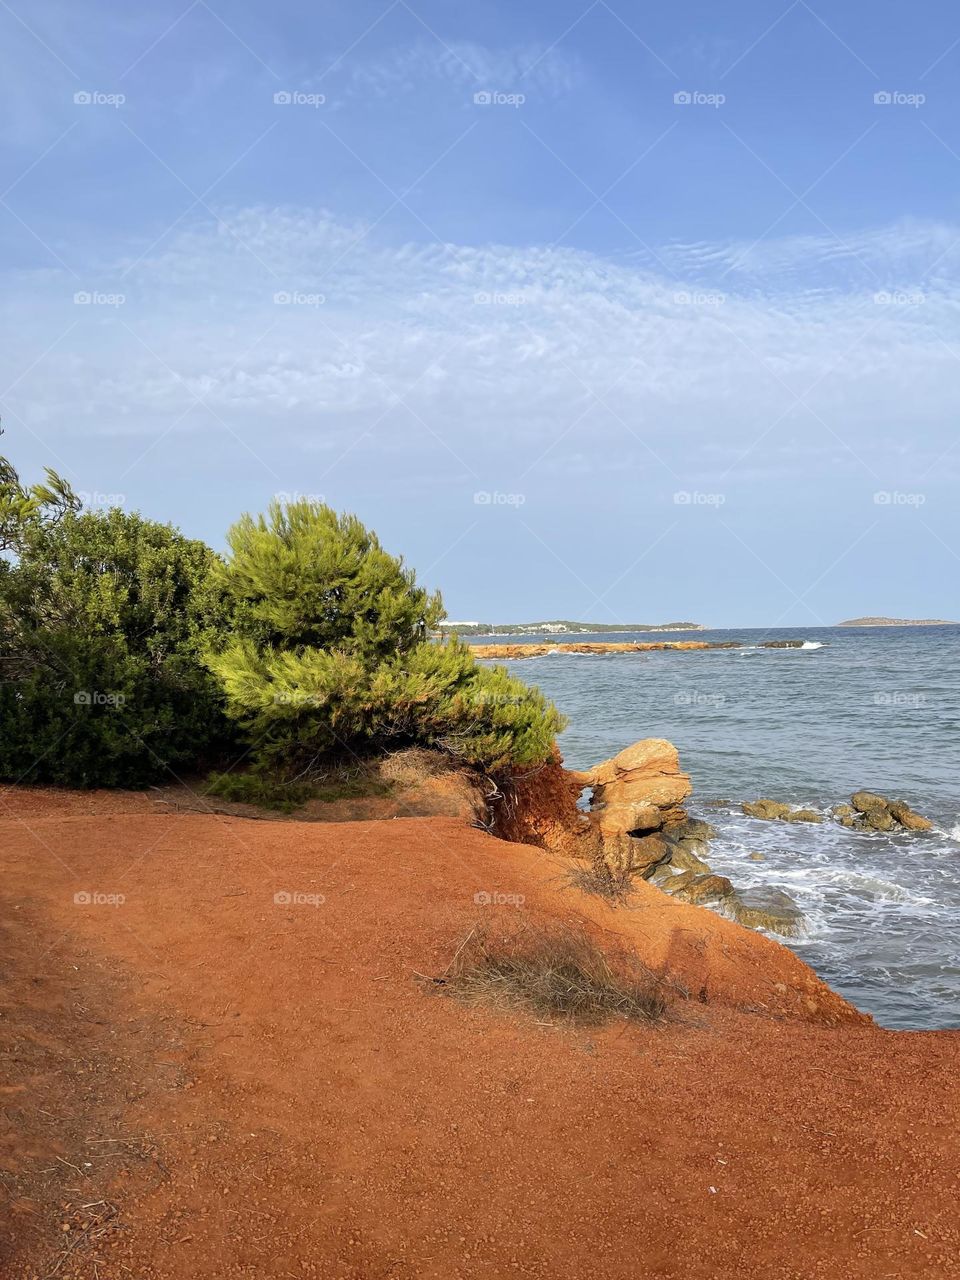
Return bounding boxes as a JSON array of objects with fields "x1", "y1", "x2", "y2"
[{"x1": 3, "y1": 0, "x2": 960, "y2": 626}]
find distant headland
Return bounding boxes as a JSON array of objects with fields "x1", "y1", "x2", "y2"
[
  {"x1": 836, "y1": 617, "x2": 957, "y2": 627},
  {"x1": 438, "y1": 620, "x2": 704, "y2": 637}
]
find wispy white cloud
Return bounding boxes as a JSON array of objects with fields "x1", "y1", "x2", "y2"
[
  {"x1": 331, "y1": 39, "x2": 583, "y2": 99},
  {"x1": 3, "y1": 210, "x2": 960, "y2": 493}
]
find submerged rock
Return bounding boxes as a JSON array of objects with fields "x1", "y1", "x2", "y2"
[
  {"x1": 670, "y1": 873, "x2": 735, "y2": 905},
  {"x1": 727, "y1": 886, "x2": 806, "y2": 939},
  {"x1": 663, "y1": 842, "x2": 712, "y2": 875},
  {"x1": 747, "y1": 851, "x2": 767, "y2": 862},
  {"x1": 887, "y1": 800, "x2": 933, "y2": 831},
  {"x1": 851, "y1": 791, "x2": 888, "y2": 814},
  {"x1": 742, "y1": 793, "x2": 932, "y2": 833},
  {"x1": 844, "y1": 792, "x2": 933, "y2": 833},
  {"x1": 742, "y1": 799, "x2": 793, "y2": 820},
  {"x1": 668, "y1": 816, "x2": 717, "y2": 846}
]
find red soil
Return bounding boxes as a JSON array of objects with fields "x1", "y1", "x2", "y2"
[{"x1": 2, "y1": 787, "x2": 958, "y2": 1279}]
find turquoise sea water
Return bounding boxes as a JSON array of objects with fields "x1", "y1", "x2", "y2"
[{"x1": 479, "y1": 625, "x2": 960, "y2": 1030}]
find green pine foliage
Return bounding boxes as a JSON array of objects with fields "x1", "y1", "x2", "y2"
[
  {"x1": 0, "y1": 502, "x2": 233, "y2": 787},
  {"x1": 218, "y1": 502, "x2": 444, "y2": 656},
  {"x1": 0, "y1": 451, "x2": 80, "y2": 554},
  {"x1": 1, "y1": 457, "x2": 565, "y2": 789},
  {"x1": 208, "y1": 499, "x2": 565, "y2": 774}
]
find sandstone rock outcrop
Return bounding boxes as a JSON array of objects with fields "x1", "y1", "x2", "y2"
[
  {"x1": 575, "y1": 739, "x2": 692, "y2": 873},
  {"x1": 501, "y1": 738, "x2": 812, "y2": 940}
]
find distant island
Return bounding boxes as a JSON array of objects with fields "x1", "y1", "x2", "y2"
[
  {"x1": 836, "y1": 617, "x2": 957, "y2": 627},
  {"x1": 439, "y1": 620, "x2": 704, "y2": 637}
]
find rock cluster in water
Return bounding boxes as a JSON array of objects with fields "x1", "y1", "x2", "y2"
[
  {"x1": 575, "y1": 740, "x2": 806, "y2": 937},
  {"x1": 742, "y1": 792, "x2": 932, "y2": 832}
]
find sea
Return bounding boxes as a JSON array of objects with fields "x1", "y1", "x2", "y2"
[{"x1": 477, "y1": 625, "x2": 960, "y2": 1030}]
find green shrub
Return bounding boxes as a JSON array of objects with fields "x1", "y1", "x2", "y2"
[
  {"x1": 0, "y1": 503, "x2": 233, "y2": 787},
  {"x1": 205, "y1": 770, "x2": 317, "y2": 812},
  {"x1": 208, "y1": 499, "x2": 565, "y2": 774}
]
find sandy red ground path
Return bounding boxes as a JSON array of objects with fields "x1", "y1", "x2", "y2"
[{"x1": 1, "y1": 790, "x2": 958, "y2": 1278}]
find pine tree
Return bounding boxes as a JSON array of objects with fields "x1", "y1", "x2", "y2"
[{"x1": 208, "y1": 499, "x2": 565, "y2": 774}]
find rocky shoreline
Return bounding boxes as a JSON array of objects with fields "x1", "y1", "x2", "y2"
[
  {"x1": 498, "y1": 738, "x2": 935, "y2": 943},
  {"x1": 471, "y1": 639, "x2": 809, "y2": 659}
]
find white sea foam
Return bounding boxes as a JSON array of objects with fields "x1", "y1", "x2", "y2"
[
  {"x1": 800, "y1": 640, "x2": 824, "y2": 650},
  {"x1": 815, "y1": 868, "x2": 933, "y2": 905}
]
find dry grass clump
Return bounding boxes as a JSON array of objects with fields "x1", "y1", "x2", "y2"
[
  {"x1": 566, "y1": 859, "x2": 635, "y2": 904},
  {"x1": 438, "y1": 921, "x2": 668, "y2": 1025}
]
